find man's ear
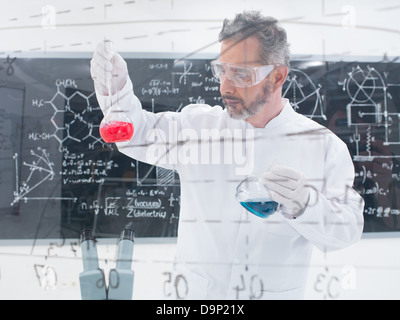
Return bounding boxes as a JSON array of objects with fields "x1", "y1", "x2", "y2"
[{"x1": 272, "y1": 65, "x2": 289, "y2": 90}]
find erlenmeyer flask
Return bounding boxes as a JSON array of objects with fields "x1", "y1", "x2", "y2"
[
  {"x1": 99, "y1": 41, "x2": 134, "y2": 144},
  {"x1": 100, "y1": 106, "x2": 134, "y2": 143},
  {"x1": 235, "y1": 176, "x2": 279, "y2": 218}
]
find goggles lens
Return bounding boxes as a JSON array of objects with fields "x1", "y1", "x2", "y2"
[{"x1": 210, "y1": 60, "x2": 275, "y2": 88}]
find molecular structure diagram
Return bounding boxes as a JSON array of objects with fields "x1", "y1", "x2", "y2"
[{"x1": 33, "y1": 79, "x2": 106, "y2": 152}]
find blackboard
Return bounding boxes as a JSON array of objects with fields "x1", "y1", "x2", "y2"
[{"x1": 0, "y1": 54, "x2": 399, "y2": 240}]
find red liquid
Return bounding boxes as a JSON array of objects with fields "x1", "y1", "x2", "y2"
[{"x1": 100, "y1": 121, "x2": 134, "y2": 143}]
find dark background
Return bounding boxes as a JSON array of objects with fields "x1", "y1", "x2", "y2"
[{"x1": 0, "y1": 55, "x2": 399, "y2": 240}]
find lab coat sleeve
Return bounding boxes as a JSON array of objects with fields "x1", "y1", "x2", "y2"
[
  {"x1": 95, "y1": 78, "x2": 180, "y2": 170},
  {"x1": 286, "y1": 141, "x2": 365, "y2": 252}
]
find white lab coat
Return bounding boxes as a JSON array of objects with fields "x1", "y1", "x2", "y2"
[{"x1": 96, "y1": 79, "x2": 364, "y2": 300}]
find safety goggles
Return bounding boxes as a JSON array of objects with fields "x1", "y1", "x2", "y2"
[{"x1": 210, "y1": 60, "x2": 276, "y2": 88}]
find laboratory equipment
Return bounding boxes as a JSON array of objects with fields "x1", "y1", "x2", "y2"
[
  {"x1": 108, "y1": 228, "x2": 135, "y2": 300},
  {"x1": 235, "y1": 176, "x2": 279, "y2": 218},
  {"x1": 99, "y1": 118, "x2": 134, "y2": 143},
  {"x1": 79, "y1": 229, "x2": 107, "y2": 300},
  {"x1": 99, "y1": 41, "x2": 134, "y2": 143},
  {"x1": 79, "y1": 228, "x2": 136, "y2": 300}
]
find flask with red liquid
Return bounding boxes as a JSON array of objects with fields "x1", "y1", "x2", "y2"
[
  {"x1": 99, "y1": 41, "x2": 134, "y2": 144},
  {"x1": 100, "y1": 108, "x2": 134, "y2": 143}
]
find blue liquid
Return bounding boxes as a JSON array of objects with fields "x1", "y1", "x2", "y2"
[{"x1": 240, "y1": 200, "x2": 279, "y2": 218}]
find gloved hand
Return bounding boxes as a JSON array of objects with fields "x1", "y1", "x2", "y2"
[
  {"x1": 262, "y1": 165, "x2": 310, "y2": 218},
  {"x1": 90, "y1": 41, "x2": 129, "y2": 96}
]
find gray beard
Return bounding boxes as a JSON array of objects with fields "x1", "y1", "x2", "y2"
[{"x1": 224, "y1": 82, "x2": 273, "y2": 120}]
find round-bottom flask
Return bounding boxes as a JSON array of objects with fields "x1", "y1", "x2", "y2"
[
  {"x1": 99, "y1": 40, "x2": 134, "y2": 144},
  {"x1": 235, "y1": 176, "x2": 279, "y2": 218},
  {"x1": 100, "y1": 107, "x2": 134, "y2": 143}
]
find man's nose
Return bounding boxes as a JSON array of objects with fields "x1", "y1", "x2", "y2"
[{"x1": 219, "y1": 75, "x2": 236, "y2": 96}]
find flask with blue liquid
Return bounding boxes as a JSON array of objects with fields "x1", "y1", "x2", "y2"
[{"x1": 236, "y1": 176, "x2": 279, "y2": 218}]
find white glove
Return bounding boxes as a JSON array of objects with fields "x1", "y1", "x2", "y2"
[
  {"x1": 262, "y1": 165, "x2": 310, "y2": 218},
  {"x1": 90, "y1": 41, "x2": 129, "y2": 96}
]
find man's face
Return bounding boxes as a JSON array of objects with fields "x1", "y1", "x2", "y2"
[{"x1": 219, "y1": 37, "x2": 273, "y2": 120}]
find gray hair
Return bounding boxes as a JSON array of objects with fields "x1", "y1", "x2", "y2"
[{"x1": 219, "y1": 11, "x2": 290, "y2": 69}]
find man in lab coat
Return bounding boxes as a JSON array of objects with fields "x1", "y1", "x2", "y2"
[{"x1": 91, "y1": 11, "x2": 364, "y2": 300}]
